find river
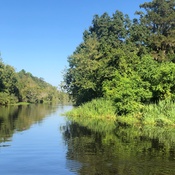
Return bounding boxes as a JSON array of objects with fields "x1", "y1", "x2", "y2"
[{"x1": 0, "y1": 104, "x2": 175, "y2": 175}]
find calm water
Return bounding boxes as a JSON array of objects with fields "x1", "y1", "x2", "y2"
[{"x1": 0, "y1": 104, "x2": 175, "y2": 175}]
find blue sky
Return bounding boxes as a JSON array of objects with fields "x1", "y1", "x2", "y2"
[{"x1": 0, "y1": 0, "x2": 150, "y2": 87}]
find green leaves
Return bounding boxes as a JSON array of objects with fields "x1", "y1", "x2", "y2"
[
  {"x1": 64, "y1": 0, "x2": 175, "y2": 116},
  {"x1": 64, "y1": 36, "x2": 103, "y2": 104},
  {"x1": 103, "y1": 70, "x2": 151, "y2": 115},
  {"x1": 89, "y1": 10, "x2": 131, "y2": 47},
  {"x1": 0, "y1": 60, "x2": 61, "y2": 105},
  {"x1": 138, "y1": 0, "x2": 175, "y2": 60},
  {"x1": 17, "y1": 70, "x2": 61, "y2": 103}
]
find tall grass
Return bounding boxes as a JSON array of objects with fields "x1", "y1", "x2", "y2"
[
  {"x1": 117, "y1": 100, "x2": 175, "y2": 127},
  {"x1": 64, "y1": 98, "x2": 116, "y2": 132},
  {"x1": 142, "y1": 100, "x2": 175, "y2": 127},
  {"x1": 64, "y1": 98, "x2": 175, "y2": 131}
]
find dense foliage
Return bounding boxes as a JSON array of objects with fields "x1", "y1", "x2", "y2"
[
  {"x1": 0, "y1": 59, "x2": 68, "y2": 105},
  {"x1": 64, "y1": 0, "x2": 175, "y2": 115}
]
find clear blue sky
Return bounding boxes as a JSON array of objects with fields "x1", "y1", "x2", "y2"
[{"x1": 0, "y1": 0, "x2": 150, "y2": 87}]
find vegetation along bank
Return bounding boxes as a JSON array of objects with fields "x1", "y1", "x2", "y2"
[
  {"x1": 0, "y1": 60, "x2": 69, "y2": 105},
  {"x1": 63, "y1": 0, "x2": 175, "y2": 127}
]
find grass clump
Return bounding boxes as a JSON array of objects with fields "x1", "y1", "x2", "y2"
[
  {"x1": 65, "y1": 98, "x2": 175, "y2": 131},
  {"x1": 117, "y1": 100, "x2": 175, "y2": 127},
  {"x1": 142, "y1": 100, "x2": 175, "y2": 127},
  {"x1": 64, "y1": 98, "x2": 116, "y2": 132},
  {"x1": 66, "y1": 98, "x2": 116, "y2": 120}
]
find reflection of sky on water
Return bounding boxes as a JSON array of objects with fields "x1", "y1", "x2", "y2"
[
  {"x1": 1, "y1": 104, "x2": 175, "y2": 175},
  {"x1": 0, "y1": 105, "x2": 75, "y2": 175}
]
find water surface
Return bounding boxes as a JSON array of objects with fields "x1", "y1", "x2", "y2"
[
  {"x1": 0, "y1": 104, "x2": 175, "y2": 175},
  {"x1": 0, "y1": 104, "x2": 74, "y2": 175}
]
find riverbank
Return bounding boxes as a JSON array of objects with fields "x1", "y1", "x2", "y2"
[
  {"x1": 65, "y1": 99, "x2": 116, "y2": 132},
  {"x1": 65, "y1": 98, "x2": 175, "y2": 129},
  {"x1": 11, "y1": 102, "x2": 31, "y2": 105},
  {"x1": 2, "y1": 100, "x2": 70, "y2": 106}
]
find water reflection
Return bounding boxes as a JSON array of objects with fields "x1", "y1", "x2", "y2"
[
  {"x1": 62, "y1": 121, "x2": 175, "y2": 175},
  {"x1": 0, "y1": 104, "x2": 58, "y2": 143}
]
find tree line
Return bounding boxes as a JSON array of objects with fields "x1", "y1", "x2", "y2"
[
  {"x1": 63, "y1": 0, "x2": 175, "y2": 115},
  {"x1": 0, "y1": 59, "x2": 68, "y2": 105}
]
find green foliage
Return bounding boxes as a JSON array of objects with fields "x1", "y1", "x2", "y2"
[
  {"x1": 63, "y1": 0, "x2": 175, "y2": 118},
  {"x1": 89, "y1": 10, "x2": 131, "y2": 46},
  {"x1": 150, "y1": 62, "x2": 175, "y2": 100},
  {"x1": 0, "y1": 60, "x2": 66, "y2": 105},
  {"x1": 142, "y1": 100, "x2": 175, "y2": 127},
  {"x1": 138, "y1": 0, "x2": 175, "y2": 61},
  {"x1": 103, "y1": 71, "x2": 151, "y2": 115},
  {"x1": 135, "y1": 55, "x2": 175, "y2": 101},
  {"x1": 0, "y1": 92, "x2": 10, "y2": 105},
  {"x1": 16, "y1": 70, "x2": 63, "y2": 104},
  {"x1": 64, "y1": 36, "x2": 103, "y2": 105},
  {"x1": 65, "y1": 98, "x2": 116, "y2": 120},
  {"x1": 115, "y1": 100, "x2": 175, "y2": 127},
  {"x1": 65, "y1": 98, "x2": 116, "y2": 132}
]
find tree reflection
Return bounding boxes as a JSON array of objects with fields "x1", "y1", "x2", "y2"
[
  {"x1": 62, "y1": 121, "x2": 175, "y2": 175},
  {"x1": 0, "y1": 104, "x2": 58, "y2": 143}
]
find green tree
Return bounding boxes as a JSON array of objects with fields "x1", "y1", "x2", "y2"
[
  {"x1": 63, "y1": 0, "x2": 175, "y2": 116},
  {"x1": 64, "y1": 36, "x2": 102, "y2": 105},
  {"x1": 64, "y1": 11, "x2": 132, "y2": 105},
  {"x1": 0, "y1": 60, "x2": 19, "y2": 104},
  {"x1": 17, "y1": 70, "x2": 61, "y2": 103},
  {"x1": 137, "y1": 0, "x2": 175, "y2": 61}
]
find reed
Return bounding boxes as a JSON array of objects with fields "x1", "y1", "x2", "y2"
[
  {"x1": 142, "y1": 100, "x2": 175, "y2": 127},
  {"x1": 65, "y1": 98, "x2": 175, "y2": 131},
  {"x1": 64, "y1": 98, "x2": 116, "y2": 132}
]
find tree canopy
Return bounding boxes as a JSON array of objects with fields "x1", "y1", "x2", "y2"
[
  {"x1": 63, "y1": 0, "x2": 175, "y2": 115},
  {"x1": 0, "y1": 59, "x2": 68, "y2": 105}
]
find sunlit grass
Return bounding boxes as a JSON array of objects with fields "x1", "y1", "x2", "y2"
[
  {"x1": 64, "y1": 98, "x2": 116, "y2": 132},
  {"x1": 142, "y1": 100, "x2": 175, "y2": 127},
  {"x1": 64, "y1": 98, "x2": 175, "y2": 132},
  {"x1": 66, "y1": 98, "x2": 116, "y2": 120},
  {"x1": 115, "y1": 100, "x2": 175, "y2": 127}
]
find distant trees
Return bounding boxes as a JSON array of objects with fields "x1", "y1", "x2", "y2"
[
  {"x1": 0, "y1": 61, "x2": 19, "y2": 105},
  {"x1": 0, "y1": 60, "x2": 68, "y2": 105},
  {"x1": 63, "y1": 0, "x2": 175, "y2": 115}
]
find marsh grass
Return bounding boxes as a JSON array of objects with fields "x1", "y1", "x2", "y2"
[
  {"x1": 116, "y1": 100, "x2": 175, "y2": 127},
  {"x1": 142, "y1": 100, "x2": 175, "y2": 127},
  {"x1": 65, "y1": 98, "x2": 175, "y2": 132},
  {"x1": 65, "y1": 98, "x2": 116, "y2": 132}
]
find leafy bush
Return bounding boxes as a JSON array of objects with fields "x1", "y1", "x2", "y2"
[{"x1": 103, "y1": 71, "x2": 151, "y2": 115}]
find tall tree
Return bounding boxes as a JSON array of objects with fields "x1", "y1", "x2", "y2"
[
  {"x1": 64, "y1": 36, "x2": 103, "y2": 105},
  {"x1": 88, "y1": 10, "x2": 131, "y2": 47},
  {"x1": 137, "y1": 0, "x2": 175, "y2": 61},
  {"x1": 64, "y1": 11, "x2": 132, "y2": 105}
]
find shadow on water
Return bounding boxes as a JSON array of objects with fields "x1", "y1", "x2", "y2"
[
  {"x1": 0, "y1": 104, "x2": 58, "y2": 143},
  {"x1": 61, "y1": 120, "x2": 175, "y2": 175}
]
